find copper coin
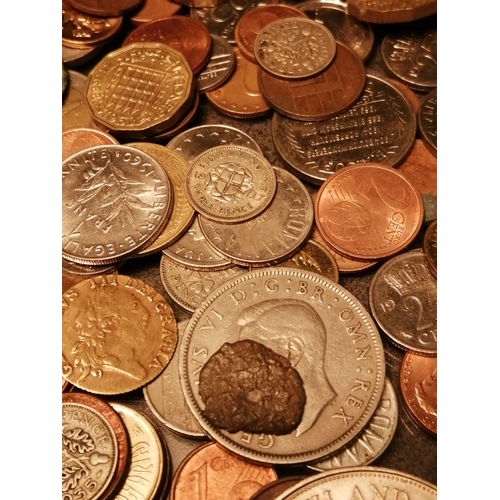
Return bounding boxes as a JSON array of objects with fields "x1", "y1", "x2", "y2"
[
  {"x1": 129, "y1": 0, "x2": 181, "y2": 25},
  {"x1": 400, "y1": 352, "x2": 437, "y2": 436},
  {"x1": 418, "y1": 88, "x2": 437, "y2": 156},
  {"x1": 347, "y1": 0, "x2": 437, "y2": 24},
  {"x1": 62, "y1": 392, "x2": 130, "y2": 500},
  {"x1": 250, "y1": 477, "x2": 307, "y2": 500},
  {"x1": 62, "y1": 127, "x2": 118, "y2": 161},
  {"x1": 398, "y1": 139, "x2": 437, "y2": 198},
  {"x1": 258, "y1": 41, "x2": 365, "y2": 122},
  {"x1": 423, "y1": 219, "x2": 437, "y2": 278},
  {"x1": 235, "y1": 5, "x2": 308, "y2": 63},
  {"x1": 314, "y1": 163, "x2": 424, "y2": 260},
  {"x1": 123, "y1": 16, "x2": 212, "y2": 75},
  {"x1": 67, "y1": 0, "x2": 144, "y2": 17}
]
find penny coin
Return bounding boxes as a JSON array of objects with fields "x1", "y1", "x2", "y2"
[
  {"x1": 62, "y1": 274, "x2": 178, "y2": 394},
  {"x1": 254, "y1": 18, "x2": 336, "y2": 79},
  {"x1": 297, "y1": 0, "x2": 374, "y2": 62},
  {"x1": 205, "y1": 47, "x2": 271, "y2": 119},
  {"x1": 170, "y1": 442, "x2": 278, "y2": 500},
  {"x1": 314, "y1": 163, "x2": 424, "y2": 260},
  {"x1": 179, "y1": 268, "x2": 385, "y2": 465},
  {"x1": 418, "y1": 88, "x2": 437, "y2": 156},
  {"x1": 199, "y1": 167, "x2": 314, "y2": 266},
  {"x1": 67, "y1": 0, "x2": 144, "y2": 17},
  {"x1": 271, "y1": 73, "x2": 417, "y2": 184},
  {"x1": 259, "y1": 41, "x2": 365, "y2": 121},
  {"x1": 235, "y1": 5, "x2": 308, "y2": 63},
  {"x1": 62, "y1": 392, "x2": 130, "y2": 500},
  {"x1": 63, "y1": 43, "x2": 103, "y2": 68},
  {"x1": 62, "y1": 145, "x2": 172, "y2": 265},
  {"x1": 381, "y1": 20, "x2": 437, "y2": 91},
  {"x1": 250, "y1": 477, "x2": 307, "y2": 500},
  {"x1": 274, "y1": 467, "x2": 436, "y2": 500},
  {"x1": 369, "y1": 249, "x2": 437, "y2": 355},
  {"x1": 423, "y1": 219, "x2": 437, "y2": 278},
  {"x1": 63, "y1": 70, "x2": 96, "y2": 132},
  {"x1": 62, "y1": 127, "x2": 118, "y2": 161},
  {"x1": 123, "y1": 17, "x2": 212, "y2": 75},
  {"x1": 197, "y1": 35, "x2": 236, "y2": 92},
  {"x1": 185, "y1": 145, "x2": 277, "y2": 224},
  {"x1": 85, "y1": 43, "x2": 194, "y2": 139},
  {"x1": 127, "y1": 143, "x2": 195, "y2": 254},
  {"x1": 129, "y1": 0, "x2": 181, "y2": 25},
  {"x1": 167, "y1": 124, "x2": 263, "y2": 164},
  {"x1": 62, "y1": 1, "x2": 123, "y2": 49},
  {"x1": 347, "y1": 0, "x2": 437, "y2": 24},
  {"x1": 308, "y1": 377, "x2": 398, "y2": 471},
  {"x1": 162, "y1": 216, "x2": 233, "y2": 271},
  {"x1": 400, "y1": 352, "x2": 437, "y2": 436}
]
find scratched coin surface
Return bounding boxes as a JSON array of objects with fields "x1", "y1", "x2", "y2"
[
  {"x1": 418, "y1": 88, "x2": 437, "y2": 156},
  {"x1": 185, "y1": 145, "x2": 276, "y2": 224},
  {"x1": 197, "y1": 35, "x2": 236, "y2": 92},
  {"x1": 62, "y1": 127, "x2": 119, "y2": 161},
  {"x1": 199, "y1": 167, "x2": 314, "y2": 265},
  {"x1": 62, "y1": 145, "x2": 172, "y2": 265},
  {"x1": 254, "y1": 18, "x2": 336, "y2": 78},
  {"x1": 314, "y1": 163, "x2": 424, "y2": 260},
  {"x1": 369, "y1": 249, "x2": 437, "y2": 355},
  {"x1": 423, "y1": 219, "x2": 437, "y2": 278},
  {"x1": 62, "y1": 274, "x2": 178, "y2": 394},
  {"x1": 180, "y1": 267, "x2": 385, "y2": 465},
  {"x1": 272, "y1": 72, "x2": 417, "y2": 184}
]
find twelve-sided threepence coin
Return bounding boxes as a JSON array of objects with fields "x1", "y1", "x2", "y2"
[
  {"x1": 180, "y1": 267, "x2": 385, "y2": 465},
  {"x1": 185, "y1": 145, "x2": 277, "y2": 224},
  {"x1": 62, "y1": 145, "x2": 173, "y2": 265}
]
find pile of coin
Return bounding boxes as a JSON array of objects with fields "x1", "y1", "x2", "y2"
[{"x1": 62, "y1": 1, "x2": 437, "y2": 498}]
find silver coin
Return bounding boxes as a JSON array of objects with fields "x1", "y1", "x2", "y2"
[
  {"x1": 180, "y1": 267, "x2": 385, "y2": 465},
  {"x1": 418, "y1": 88, "x2": 437, "y2": 156},
  {"x1": 197, "y1": 35, "x2": 236, "y2": 92},
  {"x1": 62, "y1": 43, "x2": 103, "y2": 68}
]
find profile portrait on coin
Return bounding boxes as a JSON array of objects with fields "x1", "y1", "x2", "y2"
[
  {"x1": 237, "y1": 298, "x2": 337, "y2": 436},
  {"x1": 415, "y1": 368, "x2": 437, "y2": 417}
]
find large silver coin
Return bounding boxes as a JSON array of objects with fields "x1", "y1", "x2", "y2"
[{"x1": 180, "y1": 267, "x2": 385, "y2": 465}]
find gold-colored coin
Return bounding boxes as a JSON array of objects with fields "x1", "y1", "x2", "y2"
[
  {"x1": 62, "y1": 274, "x2": 178, "y2": 395},
  {"x1": 63, "y1": 70, "x2": 95, "y2": 132},
  {"x1": 85, "y1": 42, "x2": 194, "y2": 138}
]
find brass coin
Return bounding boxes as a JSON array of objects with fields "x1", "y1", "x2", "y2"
[
  {"x1": 129, "y1": 0, "x2": 181, "y2": 25},
  {"x1": 423, "y1": 219, "x2": 437, "y2": 278},
  {"x1": 62, "y1": 274, "x2": 178, "y2": 395},
  {"x1": 63, "y1": 70, "x2": 95, "y2": 132},
  {"x1": 347, "y1": 0, "x2": 437, "y2": 24},
  {"x1": 62, "y1": 127, "x2": 118, "y2": 162},
  {"x1": 418, "y1": 88, "x2": 437, "y2": 156},
  {"x1": 67, "y1": 0, "x2": 144, "y2": 17}
]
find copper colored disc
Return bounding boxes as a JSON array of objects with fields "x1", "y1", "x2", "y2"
[
  {"x1": 423, "y1": 219, "x2": 437, "y2": 278},
  {"x1": 398, "y1": 139, "x2": 437, "y2": 198},
  {"x1": 67, "y1": 0, "x2": 144, "y2": 17},
  {"x1": 347, "y1": 0, "x2": 437, "y2": 24},
  {"x1": 314, "y1": 163, "x2": 424, "y2": 260},
  {"x1": 129, "y1": 0, "x2": 181, "y2": 25},
  {"x1": 123, "y1": 16, "x2": 212, "y2": 75},
  {"x1": 249, "y1": 476, "x2": 307, "y2": 500},
  {"x1": 62, "y1": 127, "x2": 118, "y2": 161},
  {"x1": 235, "y1": 5, "x2": 308, "y2": 63},
  {"x1": 258, "y1": 41, "x2": 366, "y2": 122},
  {"x1": 399, "y1": 352, "x2": 437, "y2": 436}
]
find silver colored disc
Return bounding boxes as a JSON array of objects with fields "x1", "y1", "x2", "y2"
[{"x1": 197, "y1": 35, "x2": 236, "y2": 92}]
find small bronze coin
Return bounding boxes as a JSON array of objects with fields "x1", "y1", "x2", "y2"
[
  {"x1": 67, "y1": 0, "x2": 144, "y2": 17},
  {"x1": 314, "y1": 163, "x2": 424, "y2": 260},
  {"x1": 259, "y1": 41, "x2": 365, "y2": 122},
  {"x1": 123, "y1": 16, "x2": 212, "y2": 75},
  {"x1": 418, "y1": 88, "x2": 437, "y2": 156},
  {"x1": 423, "y1": 219, "x2": 437, "y2": 278},
  {"x1": 347, "y1": 0, "x2": 437, "y2": 24},
  {"x1": 398, "y1": 139, "x2": 437, "y2": 198},
  {"x1": 62, "y1": 127, "x2": 118, "y2": 161},
  {"x1": 129, "y1": 0, "x2": 181, "y2": 25},
  {"x1": 400, "y1": 352, "x2": 437, "y2": 436}
]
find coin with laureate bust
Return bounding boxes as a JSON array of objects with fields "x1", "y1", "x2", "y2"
[
  {"x1": 180, "y1": 267, "x2": 385, "y2": 465},
  {"x1": 62, "y1": 274, "x2": 178, "y2": 394}
]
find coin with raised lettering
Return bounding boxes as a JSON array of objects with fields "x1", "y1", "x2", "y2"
[
  {"x1": 180, "y1": 267, "x2": 385, "y2": 465},
  {"x1": 197, "y1": 35, "x2": 236, "y2": 92},
  {"x1": 418, "y1": 88, "x2": 437, "y2": 156},
  {"x1": 62, "y1": 127, "x2": 118, "y2": 161},
  {"x1": 250, "y1": 477, "x2": 307, "y2": 500}
]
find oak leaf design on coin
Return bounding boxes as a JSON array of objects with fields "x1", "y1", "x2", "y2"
[{"x1": 207, "y1": 163, "x2": 254, "y2": 202}]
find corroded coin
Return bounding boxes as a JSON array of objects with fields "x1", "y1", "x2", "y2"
[
  {"x1": 129, "y1": 0, "x2": 181, "y2": 25},
  {"x1": 400, "y1": 352, "x2": 437, "y2": 436},
  {"x1": 254, "y1": 18, "x2": 336, "y2": 78},
  {"x1": 85, "y1": 43, "x2": 194, "y2": 138},
  {"x1": 63, "y1": 70, "x2": 96, "y2": 132},
  {"x1": 62, "y1": 145, "x2": 172, "y2": 265},
  {"x1": 347, "y1": 0, "x2": 437, "y2": 24},
  {"x1": 62, "y1": 274, "x2": 178, "y2": 394},
  {"x1": 180, "y1": 268, "x2": 385, "y2": 465},
  {"x1": 197, "y1": 35, "x2": 236, "y2": 92},
  {"x1": 418, "y1": 88, "x2": 437, "y2": 156},
  {"x1": 199, "y1": 167, "x2": 314, "y2": 266},
  {"x1": 67, "y1": 0, "x2": 144, "y2": 16},
  {"x1": 314, "y1": 163, "x2": 424, "y2": 260},
  {"x1": 423, "y1": 219, "x2": 437, "y2": 278},
  {"x1": 272, "y1": 73, "x2": 417, "y2": 184},
  {"x1": 185, "y1": 145, "x2": 276, "y2": 224},
  {"x1": 369, "y1": 249, "x2": 437, "y2": 354},
  {"x1": 62, "y1": 127, "x2": 118, "y2": 161}
]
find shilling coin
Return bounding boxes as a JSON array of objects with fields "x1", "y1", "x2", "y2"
[
  {"x1": 62, "y1": 274, "x2": 178, "y2": 394},
  {"x1": 197, "y1": 35, "x2": 236, "y2": 92},
  {"x1": 347, "y1": 0, "x2": 437, "y2": 24},
  {"x1": 254, "y1": 18, "x2": 336, "y2": 79},
  {"x1": 199, "y1": 167, "x2": 314, "y2": 266},
  {"x1": 185, "y1": 145, "x2": 277, "y2": 224},
  {"x1": 129, "y1": 0, "x2": 181, "y2": 25},
  {"x1": 62, "y1": 127, "x2": 118, "y2": 161},
  {"x1": 63, "y1": 70, "x2": 96, "y2": 132},
  {"x1": 62, "y1": 145, "x2": 172, "y2": 265},
  {"x1": 369, "y1": 249, "x2": 437, "y2": 355},
  {"x1": 423, "y1": 219, "x2": 437, "y2": 278},
  {"x1": 67, "y1": 0, "x2": 144, "y2": 17},
  {"x1": 180, "y1": 267, "x2": 385, "y2": 465},
  {"x1": 418, "y1": 88, "x2": 437, "y2": 156},
  {"x1": 314, "y1": 163, "x2": 424, "y2": 260}
]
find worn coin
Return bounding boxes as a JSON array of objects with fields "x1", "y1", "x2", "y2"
[
  {"x1": 129, "y1": 0, "x2": 181, "y2": 25},
  {"x1": 347, "y1": 0, "x2": 437, "y2": 24},
  {"x1": 197, "y1": 35, "x2": 236, "y2": 92},
  {"x1": 180, "y1": 267, "x2": 385, "y2": 465},
  {"x1": 63, "y1": 70, "x2": 96, "y2": 132},
  {"x1": 199, "y1": 167, "x2": 314, "y2": 266},
  {"x1": 62, "y1": 127, "x2": 118, "y2": 161},
  {"x1": 67, "y1": 0, "x2": 144, "y2": 16},
  {"x1": 418, "y1": 88, "x2": 437, "y2": 156},
  {"x1": 369, "y1": 249, "x2": 437, "y2": 354},
  {"x1": 314, "y1": 163, "x2": 424, "y2": 260},
  {"x1": 423, "y1": 219, "x2": 437, "y2": 278},
  {"x1": 62, "y1": 274, "x2": 178, "y2": 394}
]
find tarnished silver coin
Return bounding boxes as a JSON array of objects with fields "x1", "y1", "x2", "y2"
[
  {"x1": 308, "y1": 377, "x2": 398, "y2": 471},
  {"x1": 272, "y1": 73, "x2": 417, "y2": 185},
  {"x1": 62, "y1": 145, "x2": 172, "y2": 265},
  {"x1": 418, "y1": 88, "x2": 437, "y2": 156},
  {"x1": 369, "y1": 249, "x2": 437, "y2": 355},
  {"x1": 199, "y1": 167, "x2": 314, "y2": 266},
  {"x1": 180, "y1": 267, "x2": 385, "y2": 465},
  {"x1": 197, "y1": 35, "x2": 236, "y2": 92}
]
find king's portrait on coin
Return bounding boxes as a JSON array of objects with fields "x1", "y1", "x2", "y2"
[{"x1": 237, "y1": 298, "x2": 337, "y2": 436}]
